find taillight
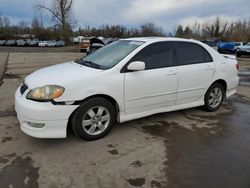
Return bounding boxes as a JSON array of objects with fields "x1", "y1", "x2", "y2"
[{"x1": 236, "y1": 63, "x2": 239, "y2": 70}]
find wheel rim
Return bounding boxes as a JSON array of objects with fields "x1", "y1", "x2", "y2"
[
  {"x1": 82, "y1": 106, "x2": 110, "y2": 136},
  {"x1": 208, "y1": 87, "x2": 223, "y2": 108}
]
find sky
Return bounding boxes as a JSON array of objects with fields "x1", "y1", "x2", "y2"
[{"x1": 0, "y1": 0, "x2": 250, "y2": 32}]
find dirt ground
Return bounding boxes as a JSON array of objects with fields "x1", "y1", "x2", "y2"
[
  {"x1": 0, "y1": 45, "x2": 80, "y2": 53},
  {"x1": 0, "y1": 50, "x2": 249, "y2": 188}
]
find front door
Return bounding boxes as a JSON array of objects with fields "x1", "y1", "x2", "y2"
[{"x1": 124, "y1": 42, "x2": 178, "y2": 114}]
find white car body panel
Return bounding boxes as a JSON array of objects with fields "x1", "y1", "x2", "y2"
[
  {"x1": 15, "y1": 37, "x2": 239, "y2": 138},
  {"x1": 124, "y1": 67, "x2": 177, "y2": 114},
  {"x1": 176, "y1": 62, "x2": 215, "y2": 104}
]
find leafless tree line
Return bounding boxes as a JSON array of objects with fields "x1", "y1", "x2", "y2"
[
  {"x1": 76, "y1": 23, "x2": 165, "y2": 38},
  {"x1": 175, "y1": 17, "x2": 250, "y2": 42}
]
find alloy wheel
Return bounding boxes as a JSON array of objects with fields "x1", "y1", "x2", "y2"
[{"x1": 82, "y1": 106, "x2": 110, "y2": 135}]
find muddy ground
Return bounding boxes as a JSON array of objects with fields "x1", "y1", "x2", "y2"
[{"x1": 0, "y1": 50, "x2": 249, "y2": 188}]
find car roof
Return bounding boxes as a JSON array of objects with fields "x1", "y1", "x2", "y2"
[{"x1": 122, "y1": 37, "x2": 198, "y2": 43}]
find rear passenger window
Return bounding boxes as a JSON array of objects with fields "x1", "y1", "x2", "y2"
[
  {"x1": 130, "y1": 42, "x2": 175, "y2": 70},
  {"x1": 176, "y1": 42, "x2": 212, "y2": 65}
]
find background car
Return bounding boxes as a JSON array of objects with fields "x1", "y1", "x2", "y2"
[
  {"x1": 218, "y1": 42, "x2": 238, "y2": 54},
  {"x1": 237, "y1": 43, "x2": 250, "y2": 57},
  {"x1": 86, "y1": 38, "x2": 118, "y2": 54},
  {"x1": 56, "y1": 40, "x2": 65, "y2": 47},
  {"x1": 5, "y1": 40, "x2": 16, "y2": 46},
  {"x1": 234, "y1": 42, "x2": 247, "y2": 48},
  {"x1": 0, "y1": 40, "x2": 6, "y2": 46},
  {"x1": 79, "y1": 38, "x2": 91, "y2": 52},
  {"x1": 46, "y1": 40, "x2": 57, "y2": 47},
  {"x1": 28, "y1": 39, "x2": 39, "y2": 47},
  {"x1": 16, "y1": 39, "x2": 27, "y2": 46},
  {"x1": 38, "y1": 41, "x2": 47, "y2": 47}
]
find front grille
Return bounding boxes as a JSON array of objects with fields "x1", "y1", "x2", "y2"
[{"x1": 20, "y1": 83, "x2": 28, "y2": 95}]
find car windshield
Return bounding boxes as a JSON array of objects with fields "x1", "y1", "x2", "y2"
[{"x1": 76, "y1": 40, "x2": 144, "y2": 69}]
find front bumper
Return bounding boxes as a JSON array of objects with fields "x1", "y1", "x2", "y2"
[{"x1": 15, "y1": 86, "x2": 79, "y2": 138}]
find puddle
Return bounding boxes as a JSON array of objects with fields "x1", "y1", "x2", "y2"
[
  {"x1": 127, "y1": 178, "x2": 145, "y2": 187},
  {"x1": 0, "y1": 155, "x2": 39, "y2": 188}
]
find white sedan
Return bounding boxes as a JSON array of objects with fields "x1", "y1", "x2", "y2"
[
  {"x1": 15, "y1": 37, "x2": 239, "y2": 140},
  {"x1": 38, "y1": 41, "x2": 47, "y2": 47}
]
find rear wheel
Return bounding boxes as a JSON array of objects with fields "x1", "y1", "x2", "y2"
[
  {"x1": 237, "y1": 52, "x2": 241, "y2": 57},
  {"x1": 71, "y1": 97, "x2": 116, "y2": 140},
  {"x1": 204, "y1": 83, "x2": 225, "y2": 112}
]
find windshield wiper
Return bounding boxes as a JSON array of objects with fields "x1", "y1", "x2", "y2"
[
  {"x1": 83, "y1": 60, "x2": 101, "y2": 69},
  {"x1": 75, "y1": 59, "x2": 105, "y2": 69}
]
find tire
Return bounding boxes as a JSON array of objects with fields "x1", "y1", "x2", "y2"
[
  {"x1": 71, "y1": 97, "x2": 116, "y2": 141},
  {"x1": 218, "y1": 48, "x2": 222, "y2": 53},
  {"x1": 204, "y1": 83, "x2": 225, "y2": 112},
  {"x1": 237, "y1": 52, "x2": 241, "y2": 57}
]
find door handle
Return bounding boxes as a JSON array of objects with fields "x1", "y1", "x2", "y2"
[
  {"x1": 167, "y1": 71, "x2": 177, "y2": 76},
  {"x1": 205, "y1": 65, "x2": 214, "y2": 71},
  {"x1": 205, "y1": 67, "x2": 214, "y2": 70}
]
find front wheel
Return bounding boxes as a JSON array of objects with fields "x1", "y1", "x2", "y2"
[
  {"x1": 204, "y1": 83, "x2": 225, "y2": 112},
  {"x1": 71, "y1": 98, "x2": 116, "y2": 140}
]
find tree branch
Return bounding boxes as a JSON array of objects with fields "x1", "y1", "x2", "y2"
[{"x1": 36, "y1": 4, "x2": 63, "y2": 23}]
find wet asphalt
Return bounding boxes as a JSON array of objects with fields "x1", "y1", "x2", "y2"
[{"x1": 143, "y1": 71, "x2": 250, "y2": 188}]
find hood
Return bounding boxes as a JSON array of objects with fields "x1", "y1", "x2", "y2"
[
  {"x1": 25, "y1": 61, "x2": 104, "y2": 89},
  {"x1": 219, "y1": 42, "x2": 235, "y2": 49},
  {"x1": 90, "y1": 38, "x2": 105, "y2": 45},
  {"x1": 239, "y1": 45, "x2": 250, "y2": 50}
]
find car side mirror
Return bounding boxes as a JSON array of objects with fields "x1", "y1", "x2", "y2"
[{"x1": 127, "y1": 61, "x2": 145, "y2": 71}]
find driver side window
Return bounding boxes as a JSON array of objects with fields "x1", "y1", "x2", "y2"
[{"x1": 129, "y1": 42, "x2": 175, "y2": 70}]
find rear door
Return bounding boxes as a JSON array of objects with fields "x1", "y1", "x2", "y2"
[
  {"x1": 124, "y1": 42, "x2": 178, "y2": 114},
  {"x1": 175, "y1": 42, "x2": 215, "y2": 104}
]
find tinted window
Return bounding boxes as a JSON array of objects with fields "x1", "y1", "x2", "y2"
[
  {"x1": 176, "y1": 42, "x2": 212, "y2": 66},
  {"x1": 129, "y1": 42, "x2": 175, "y2": 70}
]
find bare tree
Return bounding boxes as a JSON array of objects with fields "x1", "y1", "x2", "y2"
[
  {"x1": 37, "y1": 0, "x2": 73, "y2": 41},
  {"x1": 140, "y1": 23, "x2": 164, "y2": 37}
]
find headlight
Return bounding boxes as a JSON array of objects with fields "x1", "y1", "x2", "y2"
[{"x1": 26, "y1": 85, "x2": 65, "y2": 101}]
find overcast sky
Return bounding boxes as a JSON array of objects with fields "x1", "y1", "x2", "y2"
[{"x1": 0, "y1": 0, "x2": 250, "y2": 32}]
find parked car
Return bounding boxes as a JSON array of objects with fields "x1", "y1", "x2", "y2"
[
  {"x1": 0, "y1": 40, "x2": 6, "y2": 46},
  {"x1": 217, "y1": 42, "x2": 239, "y2": 54},
  {"x1": 79, "y1": 38, "x2": 91, "y2": 52},
  {"x1": 56, "y1": 40, "x2": 65, "y2": 47},
  {"x1": 5, "y1": 40, "x2": 16, "y2": 46},
  {"x1": 16, "y1": 39, "x2": 27, "y2": 46},
  {"x1": 38, "y1": 41, "x2": 47, "y2": 47},
  {"x1": 15, "y1": 37, "x2": 239, "y2": 140},
  {"x1": 86, "y1": 38, "x2": 118, "y2": 54},
  {"x1": 234, "y1": 42, "x2": 247, "y2": 48},
  {"x1": 86, "y1": 38, "x2": 105, "y2": 54},
  {"x1": 29, "y1": 39, "x2": 39, "y2": 47},
  {"x1": 46, "y1": 40, "x2": 57, "y2": 47},
  {"x1": 72, "y1": 36, "x2": 84, "y2": 44},
  {"x1": 236, "y1": 43, "x2": 250, "y2": 57},
  {"x1": 25, "y1": 39, "x2": 32, "y2": 45}
]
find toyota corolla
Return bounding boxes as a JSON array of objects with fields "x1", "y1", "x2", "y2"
[{"x1": 15, "y1": 37, "x2": 239, "y2": 140}]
